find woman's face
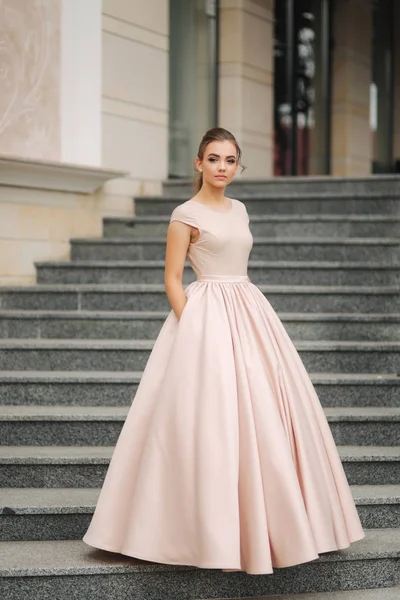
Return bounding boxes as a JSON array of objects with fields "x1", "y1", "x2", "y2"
[{"x1": 196, "y1": 140, "x2": 239, "y2": 188}]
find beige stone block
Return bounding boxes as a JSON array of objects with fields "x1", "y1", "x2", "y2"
[
  {"x1": 102, "y1": 0, "x2": 168, "y2": 36},
  {"x1": 0, "y1": 275, "x2": 35, "y2": 285},
  {"x1": 101, "y1": 177, "x2": 140, "y2": 196},
  {"x1": 333, "y1": 0, "x2": 372, "y2": 56},
  {"x1": 219, "y1": 62, "x2": 272, "y2": 86},
  {"x1": 102, "y1": 32, "x2": 168, "y2": 111},
  {"x1": 0, "y1": 203, "x2": 73, "y2": 243},
  {"x1": 331, "y1": 111, "x2": 350, "y2": 158},
  {"x1": 0, "y1": 240, "x2": 69, "y2": 277},
  {"x1": 243, "y1": 10, "x2": 273, "y2": 73},
  {"x1": 68, "y1": 210, "x2": 102, "y2": 238},
  {"x1": 219, "y1": 8, "x2": 243, "y2": 64},
  {"x1": 221, "y1": 0, "x2": 272, "y2": 21},
  {"x1": 102, "y1": 97, "x2": 167, "y2": 127},
  {"x1": 95, "y1": 194, "x2": 133, "y2": 216},
  {"x1": 219, "y1": 77, "x2": 244, "y2": 134},
  {"x1": 16, "y1": 205, "x2": 58, "y2": 242},
  {"x1": 0, "y1": 186, "x2": 80, "y2": 209},
  {"x1": 0, "y1": 204, "x2": 20, "y2": 238},
  {"x1": 243, "y1": 79, "x2": 272, "y2": 135},
  {"x1": 240, "y1": 144, "x2": 272, "y2": 178},
  {"x1": 102, "y1": 14, "x2": 168, "y2": 51},
  {"x1": 331, "y1": 156, "x2": 371, "y2": 177},
  {"x1": 242, "y1": 130, "x2": 272, "y2": 151},
  {"x1": 102, "y1": 114, "x2": 168, "y2": 180},
  {"x1": 139, "y1": 180, "x2": 163, "y2": 197},
  {"x1": 334, "y1": 63, "x2": 371, "y2": 107},
  {"x1": 332, "y1": 108, "x2": 371, "y2": 166},
  {"x1": 0, "y1": 185, "x2": 86, "y2": 209},
  {"x1": 349, "y1": 114, "x2": 372, "y2": 161}
]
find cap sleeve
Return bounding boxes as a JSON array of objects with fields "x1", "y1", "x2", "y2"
[
  {"x1": 238, "y1": 200, "x2": 250, "y2": 224},
  {"x1": 170, "y1": 203, "x2": 200, "y2": 232}
]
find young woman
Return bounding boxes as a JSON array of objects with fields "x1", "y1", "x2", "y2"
[{"x1": 83, "y1": 127, "x2": 364, "y2": 575}]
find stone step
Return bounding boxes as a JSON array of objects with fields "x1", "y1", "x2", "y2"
[
  {"x1": 220, "y1": 590, "x2": 400, "y2": 600},
  {"x1": 0, "y1": 339, "x2": 398, "y2": 373},
  {"x1": 1, "y1": 406, "x2": 399, "y2": 447},
  {"x1": 0, "y1": 445, "x2": 398, "y2": 488},
  {"x1": 35, "y1": 260, "x2": 400, "y2": 287},
  {"x1": 1, "y1": 311, "x2": 398, "y2": 341},
  {"x1": 134, "y1": 195, "x2": 400, "y2": 216},
  {"x1": 1, "y1": 284, "x2": 398, "y2": 313},
  {"x1": 1, "y1": 531, "x2": 400, "y2": 598},
  {"x1": 1, "y1": 372, "x2": 398, "y2": 408},
  {"x1": 68, "y1": 237, "x2": 400, "y2": 263},
  {"x1": 163, "y1": 174, "x2": 400, "y2": 197},
  {"x1": 103, "y1": 214, "x2": 400, "y2": 238},
  {"x1": 1, "y1": 485, "x2": 399, "y2": 542}
]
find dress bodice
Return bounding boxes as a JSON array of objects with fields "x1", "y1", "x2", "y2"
[{"x1": 170, "y1": 199, "x2": 253, "y2": 278}]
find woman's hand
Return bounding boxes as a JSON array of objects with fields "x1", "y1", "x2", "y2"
[{"x1": 164, "y1": 221, "x2": 192, "y2": 319}]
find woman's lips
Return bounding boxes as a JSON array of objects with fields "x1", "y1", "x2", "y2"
[{"x1": 215, "y1": 175, "x2": 227, "y2": 179}]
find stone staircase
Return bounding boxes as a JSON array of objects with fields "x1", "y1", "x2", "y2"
[{"x1": 0, "y1": 176, "x2": 400, "y2": 600}]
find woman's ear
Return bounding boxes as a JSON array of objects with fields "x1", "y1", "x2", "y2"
[{"x1": 195, "y1": 157, "x2": 202, "y2": 172}]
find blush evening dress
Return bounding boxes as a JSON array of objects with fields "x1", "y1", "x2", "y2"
[{"x1": 83, "y1": 198, "x2": 365, "y2": 575}]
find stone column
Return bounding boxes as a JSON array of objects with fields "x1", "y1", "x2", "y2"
[
  {"x1": 392, "y1": 2, "x2": 400, "y2": 168},
  {"x1": 218, "y1": 0, "x2": 274, "y2": 177},
  {"x1": 330, "y1": 0, "x2": 372, "y2": 176}
]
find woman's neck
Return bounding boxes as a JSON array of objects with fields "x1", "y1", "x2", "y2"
[{"x1": 195, "y1": 182, "x2": 226, "y2": 204}]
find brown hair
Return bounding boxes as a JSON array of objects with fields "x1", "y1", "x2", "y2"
[{"x1": 194, "y1": 127, "x2": 245, "y2": 192}]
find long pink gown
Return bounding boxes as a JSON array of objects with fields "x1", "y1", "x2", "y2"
[{"x1": 83, "y1": 198, "x2": 365, "y2": 575}]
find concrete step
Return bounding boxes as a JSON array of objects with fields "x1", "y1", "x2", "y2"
[
  {"x1": 68, "y1": 237, "x2": 400, "y2": 263},
  {"x1": 1, "y1": 311, "x2": 398, "y2": 342},
  {"x1": 1, "y1": 284, "x2": 398, "y2": 313},
  {"x1": 1, "y1": 406, "x2": 399, "y2": 447},
  {"x1": 1, "y1": 531, "x2": 400, "y2": 598},
  {"x1": 1, "y1": 485, "x2": 399, "y2": 542},
  {"x1": 35, "y1": 260, "x2": 400, "y2": 287},
  {"x1": 0, "y1": 445, "x2": 398, "y2": 488},
  {"x1": 103, "y1": 214, "x2": 400, "y2": 239},
  {"x1": 133, "y1": 195, "x2": 400, "y2": 215},
  {"x1": 163, "y1": 174, "x2": 400, "y2": 197},
  {"x1": 1, "y1": 372, "x2": 398, "y2": 408},
  {"x1": 0, "y1": 339, "x2": 398, "y2": 373}
]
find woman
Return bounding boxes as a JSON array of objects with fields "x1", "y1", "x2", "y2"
[{"x1": 83, "y1": 127, "x2": 364, "y2": 575}]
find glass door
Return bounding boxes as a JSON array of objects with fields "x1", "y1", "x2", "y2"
[{"x1": 168, "y1": 0, "x2": 219, "y2": 178}]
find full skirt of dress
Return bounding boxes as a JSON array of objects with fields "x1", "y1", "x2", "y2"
[{"x1": 83, "y1": 277, "x2": 365, "y2": 575}]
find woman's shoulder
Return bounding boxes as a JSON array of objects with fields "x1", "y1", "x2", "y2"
[
  {"x1": 231, "y1": 198, "x2": 248, "y2": 213},
  {"x1": 169, "y1": 200, "x2": 198, "y2": 226},
  {"x1": 230, "y1": 198, "x2": 249, "y2": 223}
]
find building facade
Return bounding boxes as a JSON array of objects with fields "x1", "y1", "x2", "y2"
[
  {"x1": 1, "y1": 0, "x2": 399, "y2": 188},
  {"x1": 0, "y1": 0, "x2": 399, "y2": 284}
]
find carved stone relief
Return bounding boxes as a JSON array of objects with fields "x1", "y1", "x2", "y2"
[{"x1": 0, "y1": 0, "x2": 61, "y2": 160}]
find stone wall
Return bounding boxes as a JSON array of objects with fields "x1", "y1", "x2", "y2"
[
  {"x1": 101, "y1": 0, "x2": 169, "y2": 195},
  {"x1": 0, "y1": 158, "x2": 125, "y2": 286},
  {"x1": 219, "y1": 0, "x2": 274, "y2": 178},
  {"x1": 330, "y1": 0, "x2": 372, "y2": 176}
]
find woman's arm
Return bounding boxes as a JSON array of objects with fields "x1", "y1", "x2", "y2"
[{"x1": 164, "y1": 221, "x2": 192, "y2": 319}]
